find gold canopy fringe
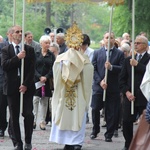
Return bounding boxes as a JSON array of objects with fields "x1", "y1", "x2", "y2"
[
  {"x1": 26, "y1": 0, "x2": 88, "y2": 4},
  {"x1": 104, "y1": 0, "x2": 124, "y2": 6}
]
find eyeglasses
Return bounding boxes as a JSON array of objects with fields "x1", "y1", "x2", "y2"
[
  {"x1": 134, "y1": 42, "x2": 145, "y2": 45},
  {"x1": 15, "y1": 30, "x2": 22, "y2": 34}
]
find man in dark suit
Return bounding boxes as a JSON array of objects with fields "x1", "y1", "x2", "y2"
[
  {"x1": 1, "y1": 25, "x2": 35, "y2": 150},
  {"x1": 119, "y1": 35, "x2": 150, "y2": 150},
  {"x1": 0, "y1": 27, "x2": 12, "y2": 138},
  {"x1": 0, "y1": 45, "x2": 8, "y2": 138},
  {"x1": 90, "y1": 32, "x2": 124, "y2": 142}
]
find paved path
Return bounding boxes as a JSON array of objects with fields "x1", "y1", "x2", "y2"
[{"x1": 0, "y1": 113, "x2": 126, "y2": 150}]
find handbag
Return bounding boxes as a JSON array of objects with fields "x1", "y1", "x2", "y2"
[{"x1": 129, "y1": 110, "x2": 150, "y2": 150}]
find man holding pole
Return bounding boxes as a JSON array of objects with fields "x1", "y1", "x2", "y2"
[
  {"x1": 90, "y1": 31, "x2": 124, "y2": 142},
  {"x1": 1, "y1": 25, "x2": 35, "y2": 150},
  {"x1": 119, "y1": 35, "x2": 150, "y2": 150}
]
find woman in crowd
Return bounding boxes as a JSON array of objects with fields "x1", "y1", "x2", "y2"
[
  {"x1": 45, "y1": 43, "x2": 59, "y2": 125},
  {"x1": 33, "y1": 35, "x2": 55, "y2": 130},
  {"x1": 49, "y1": 43, "x2": 60, "y2": 57}
]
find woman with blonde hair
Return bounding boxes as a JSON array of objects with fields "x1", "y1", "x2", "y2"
[{"x1": 33, "y1": 35, "x2": 55, "y2": 130}]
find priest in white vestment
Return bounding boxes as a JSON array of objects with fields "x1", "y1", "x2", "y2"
[
  {"x1": 49, "y1": 23, "x2": 94, "y2": 150},
  {"x1": 140, "y1": 60, "x2": 150, "y2": 102},
  {"x1": 140, "y1": 60, "x2": 150, "y2": 127}
]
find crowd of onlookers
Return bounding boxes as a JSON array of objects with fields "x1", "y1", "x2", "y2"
[{"x1": 0, "y1": 27, "x2": 150, "y2": 150}]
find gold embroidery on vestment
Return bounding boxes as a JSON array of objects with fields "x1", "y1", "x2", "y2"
[{"x1": 65, "y1": 85, "x2": 77, "y2": 111}]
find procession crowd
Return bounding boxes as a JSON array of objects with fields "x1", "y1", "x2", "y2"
[{"x1": 0, "y1": 24, "x2": 150, "y2": 150}]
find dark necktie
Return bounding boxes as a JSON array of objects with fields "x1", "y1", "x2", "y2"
[
  {"x1": 15, "y1": 45, "x2": 21, "y2": 75},
  {"x1": 106, "y1": 49, "x2": 112, "y2": 58},
  {"x1": 15, "y1": 45, "x2": 20, "y2": 54},
  {"x1": 138, "y1": 54, "x2": 142, "y2": 62}
]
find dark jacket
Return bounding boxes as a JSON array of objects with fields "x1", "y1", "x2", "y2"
[
  {"x1": 34, "y1": 50, "x2": 55, "y2": 97},
  {"x1": 1, "y1": 44, "x2": 36, "y2": 96},
  {"x1": 92, "y1": 47, "x2": 125, "y2": 94},
  {"x1": 0, "y1": 41, "x2": 9, "y2": 89},
  {"x1": 119, "y1": 52, "x2": 150, "y2": 106},
  {"x1": 59, "y1": 43, "x2": 68, "y2": 54}
]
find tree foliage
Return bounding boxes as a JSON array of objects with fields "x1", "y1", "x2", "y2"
[
  {"x1": 1, "y1": 0, "x2": 150, "y2": 43},
  {"x1": 0, "y1": 0, "x2": 110, "y2": 43},
  {"x1": 113, "y1": 1, "x2": 131, "y2": 37},
  {"x1": 135, "y1": 0, "x2": 150, "y2": 36},
  {"x1": 113, "y1": 0, "x2": 150, "y2": 38}
]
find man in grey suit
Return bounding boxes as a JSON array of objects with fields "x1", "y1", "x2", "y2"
[
  {"x1": 90, "y1": 32, "x2": 124, "y2": 142},
  {"x1": 24, "y1": 31, "x2": 41, "y2": 53},
  {"x1": 56, "y1": 33, "x2": 68, "y2": 54}
]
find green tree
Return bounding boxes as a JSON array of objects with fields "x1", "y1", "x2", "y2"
[
  {"x1": 74, "y1": 3, "x2": 110, "y2": 42},
  {"x1": 113, "y1": 1, "x2": 131, "y2": 37},
  {"x1": 113, "y1": 0, "x2": 150, "y2": 38},
  {"x1": 0, "y1": 0, "x2": 110, "y2": 43},
  {"x1": 135, "y1": 0, "x2": 150, "y2": 37}
]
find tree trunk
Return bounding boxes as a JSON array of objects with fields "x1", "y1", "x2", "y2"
[
  {"x1": 128, "y1": 0, "x2": 132, "y2": 11},
  {"x1": 46, "y1": 2, "x2": 51, "y2": 27}
]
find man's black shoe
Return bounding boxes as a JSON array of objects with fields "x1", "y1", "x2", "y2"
[
  {"x1": 90, "y1": 133, "x2": 97, "y2": 139},
  {"x1": 122, "y1": 147, "x2": 128, "y2": 150},
  {"x1": 14, "y1": 145, "x2": 23, "y2": 150},
  {"x1": 33, "y1": 122, "x2": 36, "y2": 129},
  {"x1": 63, "y1": 145, "x2": 74, "y2": 150},
  {"x1": 114, "y1": 130, "x2": 118, "y2": 137},
  {"x1": 63, "y1": 145, "x2": 68, "y2": 150},
  {"x1": 0, "y1": 130, "x2": 4, "y2": 138},
  {"x1": 101, "y1": 123, "x2": 107, "y2": 127},
  {"x1": 24, "y1": 143, "x2": 32, "y2": 150},
  {"x1": 73, "y1": 145, "x2": 82, "y2": 150},
  {"x1": 8, "y1": 127, "x2": 13, "y2": 139},
  {"x1": 63, "y1": 145, "x2": 73, "y2": 150},
  {"x1": 105, "y1": 138, "x2": 112, "y2": 142}
]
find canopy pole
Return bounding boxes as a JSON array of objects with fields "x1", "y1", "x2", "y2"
[
  {"x1": 131, "y1": 0, "x2": 135, "y2": 115},
  {"x1": 20, "y1": 0, "x2": 26, "y2": 114},
  {"x1": 13, "y1": 0, "x2": 16, "y2": 25},
  {"x1": 103, "y1": 4, "x2": 114, "y2": 101}
]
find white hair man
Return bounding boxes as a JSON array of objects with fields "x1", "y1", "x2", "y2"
[
  {"x1": 122, "y1": 33, "x2": 130, "y2": 41},
  {"x1": 0, "y1": 35, "x2": 3, "y2": 43},
  {"x1": 56, "y1": 33, "x2": 67, "y2": 54},
  {"x1": 120, "y1": 43, "x2": 131, "y2": 58}
]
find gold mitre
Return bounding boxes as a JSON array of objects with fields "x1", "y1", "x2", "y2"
[{"x1": 65, "y1": 22, "x2": 83, "y2": 50}]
